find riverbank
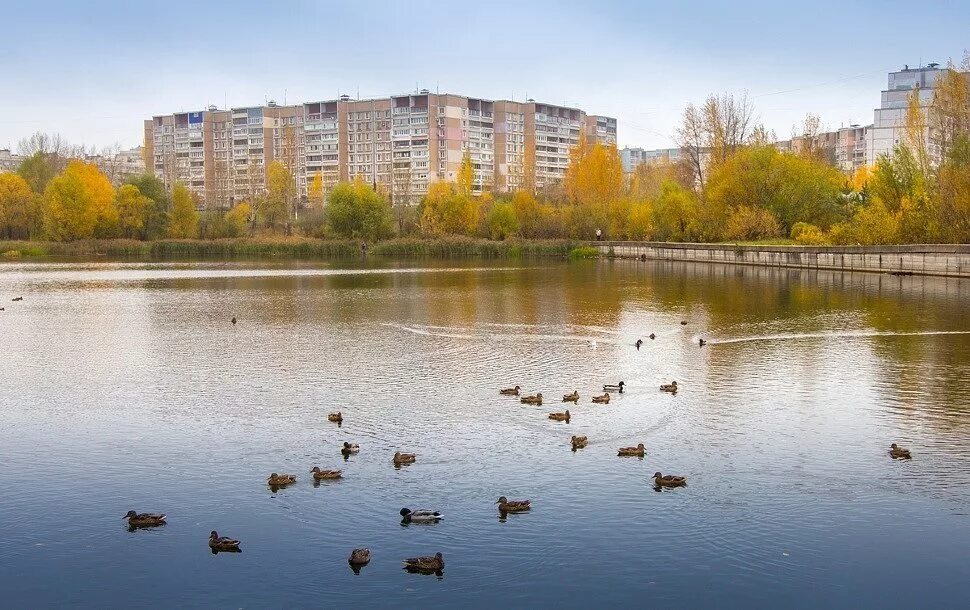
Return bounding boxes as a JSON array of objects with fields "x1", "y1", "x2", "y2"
[
  {"x1": 597, "y1": 241, "x2": 970, "y2": 278},
  {"x1": 0, "y1": 237, "x2": 583, "y2": 261}
]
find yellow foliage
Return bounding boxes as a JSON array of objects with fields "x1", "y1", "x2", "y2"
[
  {"x1": 0, "y1": 172, "x2": 38, "y2": 239},
  {"x1": 626, "y1": 201, "x2": 655, "y2": 240},
  {"x1": 115, "y1": 184, "x2": 151, "y2": 239},
  {"x1": 308, "y1": 174, "x2": 325, "y2": 209},
  {"x1": 457, "y1": 151, "x2": 474, "y2": 197},
  {"x1": 168, "y1": 183, "x2": 199, "y2": 238},
  {"x1": 420, "y1": 180, "x2": 479, "y2": 236},
  {"x1": 724, "y1": 205, "x2": 781, "y2": 241},
  {"x1": 42, "y1": 160, "x2": 116, "y2": 241},
  {"x1": 563, "y1": 135, "x2": 623, "y2": 207},
  {"x1": 223, "y1": 202, "x2": 252, "y2": 237}
]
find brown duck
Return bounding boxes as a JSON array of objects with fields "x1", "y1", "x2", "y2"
[
  {"x1": 393, "y1": 451, "x2": 417, "y2": 465},
  {"x1": 267, "y1": 473, "x2": 297, "y2": 487},
  {"x1": 591, "y1": 393, "x2": 610, "y2": 404},
  {"x1": 548, "y1": 409, "x2": 570, "y2": 422},
  {"x1": 328, "y1": 412, "x2": 343, "y2": 424},
  {"x1": 496, "y1": 496, "x2": 531, "y2": 512},
  {"x1": 520, "y1": 393, "x2": 543, "y2": 405},
  {"x1": 889, "y1": 443, "x2": 912, "y2": 459},
  {"x1": 208, "y1": 531, "x2": 241, "y2": 551},
  {"x1": 310, "y1": 467, "x2": 343, "y2": 480},
  {"x1": 660, "y1": 381, "x2": 678, "y2": 393},
  {"x1": 562, "y1": 391, "x2": 579, "y2": 403},
  {"x1": 500, "y1": 385, "x2": 521, "y2": 396},
  {"x1": 403, "y1": 552, "x2": 444, "y2": 572},
  {"x1": 349, "y1": 548, "x2": 371, "y2": 566},
  {"x1": 653, "y1": 472, "x2": 687, "y2": 487},
  {"x1": 617, "y1": 443, "x2": 645, "y2": 457},
  {"x1": 571, "y1": 435, "x2": 588, "y2": 450},
  {"x1": 124, "y1": 510, "x2": 166, "y2": 528}
]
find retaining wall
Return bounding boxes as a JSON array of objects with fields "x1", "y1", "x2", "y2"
[{"x1": 594, "y1": 242, "x2": 970, "y2": 278}]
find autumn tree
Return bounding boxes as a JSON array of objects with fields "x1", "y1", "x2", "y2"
[
  {"x1": 936, "y1": 134, "x2": 970, "y2": 242},
  {"x1": 42, "y1": 160, "x2": 117, "y2": 241},
  {"x1": 676, "y1": 93, "x2": 755, "y2": 186},
  {"x1": 0, "y1": 173, "x2": 39, "y2": 239},
  {"x1": 167, "y1": 183, "x2": 199, "y2": 238},
  {"x1": 419, "y1": 181, "x2": 479, "y2": 236},
  {"x1": 115, "y1": 184, "x2": 151, "y2": 239},
  {"x1": 651, "y1": 180, "x2": 698, "y2": 241},
  {"x1": 308, "y1": 174, "x2": 325, "y2": 209},
  {"x1": 325, "y1": 179, "x2": 393, "y2": 240},
  {"x1": 17, "y1": 152, "x2": 61, "y2": 194},
  {"x1": 457, "y1": 150, "x2": 474, "y2": 197},
  {"x1": 264, "y1": 160, "x2": 295, "y2": 229},
  {"x1": 487, "y1": 202, "x2": 519, "y2": 240},
  {"x1": 904, "y1": 91, "x2": 931, "y2": 175},
  {"x1": 932, "y1": 54, "x2": 970, "y2": 158}
]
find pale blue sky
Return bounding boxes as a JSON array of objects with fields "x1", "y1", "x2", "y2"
[{"x1": 0, "y1": 0, "x2": 966, "y2": 151}]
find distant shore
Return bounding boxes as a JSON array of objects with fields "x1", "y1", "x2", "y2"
[{"x1": 0, "y1": 237, "x2": 587, "y2": 261}]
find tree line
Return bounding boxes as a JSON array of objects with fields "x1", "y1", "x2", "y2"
[{"x1": 2, "y1": 55, "x2": 967, "y2": 245}]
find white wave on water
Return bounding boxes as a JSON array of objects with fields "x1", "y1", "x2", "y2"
[
  {"x1": 707, "y1": 330, "x2": 970, "y2": 346},
  {"x1": 380, "y1": 322, "x2": 625, "y2": 345}
]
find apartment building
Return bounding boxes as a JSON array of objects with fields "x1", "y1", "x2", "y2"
[
  {"x1": 619, "y1": 147, "x2": 687, "y2": 174},
  {"x1": 0, "y1": 148, "x2": 23, "y2": 173},
  {"x1": 145, "y1": 92, "x2": 615, "y2": 209}
]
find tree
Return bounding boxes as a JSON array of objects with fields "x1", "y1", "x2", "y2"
[
  {"x1": 115, "y1": 184, "x2": 151, "y2": 239},
  {"x1": 419, "y1": 181, "x2": 479, "y2": 236},
  {"x1": 0, "y1": 173, "x2": 39, "y2": 239},
  {"x1": 932, "y1": 54, "x2": 970, "y2": 159},
  {"x1": 223, "y1": 202, "x2": 252, "y2": 238},
  {"x1": 652, "y1": 180, "x2": 698, "y2": 241},
  {"x1": 905, "y1": 90, "x2": 930, "y2": 175},
  {"x1": 17, "y1": 152, "x2": 61, "y2": 194},
  {"x1": 457, "y1": 150, "x2": 474, "y2": 196},
  {"x1": 168, "y1": 183, "x2": 199, "y2": 238},
  {"x1": 308, "y1": 174, "x2": 325, "y2": 209},
  {"x1": 42, "y1": 160, "x2": 117, "y2": 241},
  {"x1": 935, "y1": 134, "x2": 970, "y2": 243},
  {"x1": 724, "y1": 205, "x2": 781, "y2": 241},
  {"x1": 705, "y1": 145, "x2": 847, "y2": 232},
  {"x1": 676, "y1": 93, "x2": 755, "y2": 187},
  {"x1": 264, "y1": 160, "x2": 295, "y2": 230},
  {"x1": 487, "y1": 202, "x2": 519, "y2": 240},
  {"x1": 125, "y1": 175, "x2": 170, "y2": 239},
  {"x1": 325, "y1": 179, "x2": 393, "y2": 240}
]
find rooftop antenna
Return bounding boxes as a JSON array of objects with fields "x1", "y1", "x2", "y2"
[
  {"x1": 284, "y1": 89, "x2": 287, "y2": 105},
  {"x1": 356, "y1": 85, "x2": 359, "y2": 100}
]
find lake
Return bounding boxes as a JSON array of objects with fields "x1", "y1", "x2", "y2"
[{"x1": 0, "y1": 258, "x2": 968, "y2": 608}]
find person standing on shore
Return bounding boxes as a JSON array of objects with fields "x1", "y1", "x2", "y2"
[{"x1": 595, "y1": 228, "x2": 602, "y2": 241}]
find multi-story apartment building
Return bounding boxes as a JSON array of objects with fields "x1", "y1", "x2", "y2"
[
  {"x1": 619, "y1": 147, "x2": 687, "y2": 174},
  {"x1": 145, "y1": 92, "x2": 616, "y2": 209},
  {"x1": 866, "y1": 63, "x2": 970, "y2": 167},
  {"x1": 0, "y1": 148, "x2": 24, "y2": 173}
]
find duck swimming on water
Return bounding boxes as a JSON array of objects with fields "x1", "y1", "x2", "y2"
[{"x1": 603, "y1": 381, "x2": 625, "y2": 393}]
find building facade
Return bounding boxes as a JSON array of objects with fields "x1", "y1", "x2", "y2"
[
  {"x1": 145, "y1": 93, "x2": 616, "y2": 209},
  {"x1": 0, "y1": 149, "x2": 24, "y2": 173}
]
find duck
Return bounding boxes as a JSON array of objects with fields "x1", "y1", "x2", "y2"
[
  {"x1": 496, "y1": 496, "x2": 531, "y2": 512},
  {"x1": 603, "y1": 381, "x2": 625, "y2": 393},
  {"x1": 520, "y1": 393, "x2": 543, "y2": 405},
  {"x1": 635, "y1": 339, "x2": 643, "y2": 350},
  {"x1": 208, "y1": 531, "x2": 241, "y2": 551},
  {"x1": 617, "y1": 443, "x2": 646, "y2": 457},
  {"x1": 571, "y1": 435, "x2": 588, "y2": 450},
  {"x1": 393, "y1": 451, "x2": 417, "y2": 465},
  {"x1": 12, "y1": 296, "x2": 23, "y2": 302},
  {"x1": 548, "y1": 409, "x2": 570, "y2": 423},
  {"x1": 231, "y1": 316, "x2": 237, "y2": 325},
  {"x1": 341, "y1": 441, "x2": 360, "y2": 456},
  {"x1": 403, "y1": 552, "x2": 444, "y2": 572},
  {"x1": 591, "y1": 393, "x2": 610, "y2": 404},
  {"x1": 660, "y1": 381, "x2": 678, "y2": 393},
  {"x1": 348, "y1": 548, "x2": 371, "y2": 566},
  {"x1": 562, "y1": 390, "x2": 579, "y2": 403},
  {"x1": 500, "y1": 385, "x2": 521, "y2": 396},
  {"x1": 649, "y1": 333, "x2": 656, "y2": 340},
  {"x1": 310, "y1": 466, "x2": 343, "y2": 480},
  {"x1": 400, "y1": 508, "x2": 444, "y2": 523},
  {"x1": 267, "y1": 472, "x2": 297, "y2": 486},
  {"x1": 680, "y1": 320, "x2": 688, "y2": 325},
  {"x1": 123, "y1": 510, "x2": 166, "y2": 528},
  {"x1": 328, "y1": 412, "x2": 343, "y2": 424},
  {"x1": 889, "y1": 443, "x2": 912, "y2": 459},
  {"x1": 699, "y1": 338, "x2": 706, "y2": 347},
  {"x1": 653, "y1": 472, "x2": 687, "y2": 487}
]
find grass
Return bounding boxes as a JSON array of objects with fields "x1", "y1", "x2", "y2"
[
  {"x1": 0, "y1": 237, "x2": 583, "y2": 261},
  {"x1": 567, "y1": 246, "x2": 602, "y2": 260}
]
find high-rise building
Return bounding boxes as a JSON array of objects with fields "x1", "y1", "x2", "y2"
[{"x1": 145, "y1": 92, "x2": 616, "y2": 209}]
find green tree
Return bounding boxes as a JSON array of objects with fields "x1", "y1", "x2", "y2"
[
  {"x1": 264, "y1": 160, "x2": 295, "y2": 229},
  {"x1": 167, "y1": 183, "x2": 199, "y2": 238},
  {"x1": 125, "y1": 175, "x2": 170, "y2": 239},
  {"x1": 0, "y1": 173, "x2": 40, "y2": 239},
  {"x1": 325, "y1": 179, "x2": 393, "y2": 240},
  {"x1": 115, "y1": 184, "x2": 151, "y2": 239},
  {"x1": 16, "y1": 152, "x2": 62, "y2": 194},
  {"x1": 652, "y1": 180, "x2": 697, "y2": 241},
  {"x1": 487, "y1": 202, "x2": 519, "y2": 240},
  {"x1": 457, "y1": 150, "x2": 474, "y2": 197}
]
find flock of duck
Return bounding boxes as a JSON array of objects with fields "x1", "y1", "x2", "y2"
[{"x1": 114, "y1": 313, "x2": 914, "y2": 577}]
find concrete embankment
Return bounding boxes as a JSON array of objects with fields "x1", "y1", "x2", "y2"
[{"x1": 595, "y1": 242, "x2": 970, "y2": 278}]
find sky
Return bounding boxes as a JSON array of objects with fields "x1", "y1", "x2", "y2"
[{"x1": 0, "y1": 0, "x2": 967, "y2": 153}]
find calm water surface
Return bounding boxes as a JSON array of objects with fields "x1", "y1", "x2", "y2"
[{"x1": 0, "y1": 259, "x2": 968, "y2": 608}]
